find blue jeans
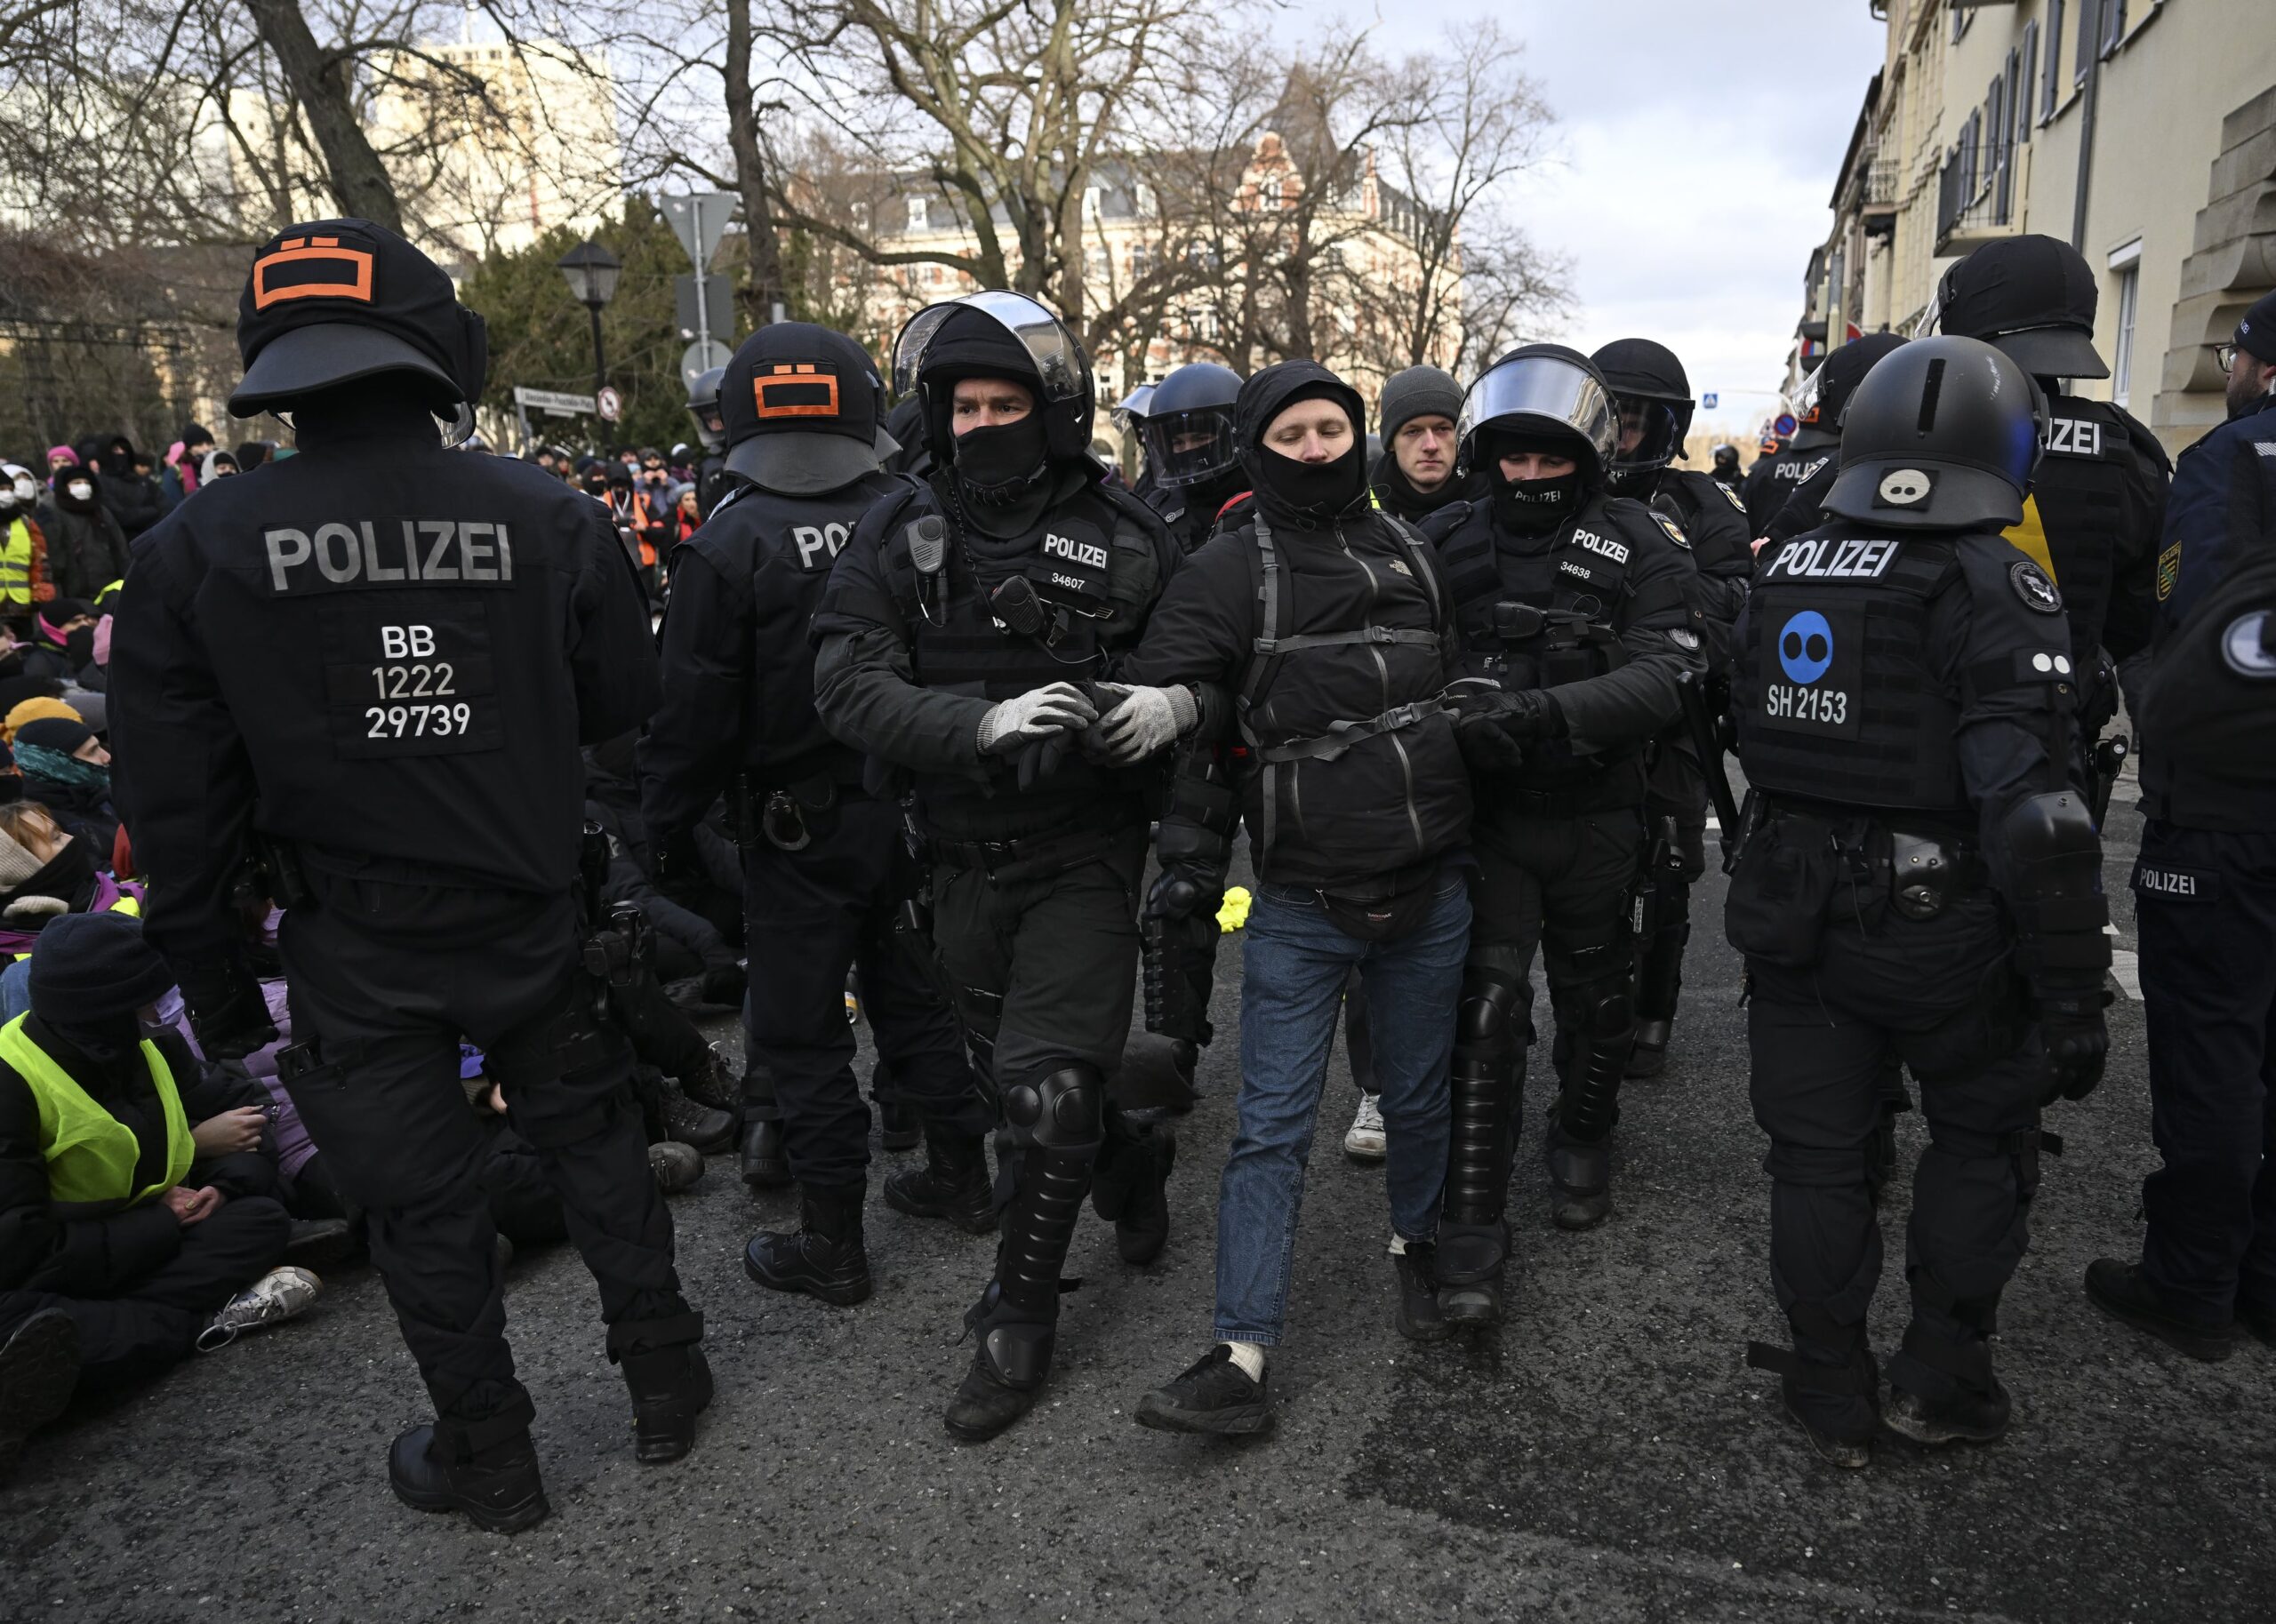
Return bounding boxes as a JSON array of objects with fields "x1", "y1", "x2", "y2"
[{"x1": 1214, "y1": 871, "x2": 1471, "y2": 1346}]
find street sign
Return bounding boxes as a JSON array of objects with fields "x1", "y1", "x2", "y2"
[
  {"x1": 1701, "y1": 392, "x2": 1719, "y2": 410},
  {"x1": 681, "y1": 340, "x2": 733, "y2": 393},
  {"x1": 597, "y1": 385, "x2": 623, "y2": 424},
  {"x1": 675, "y1": 275, "x2": 734, "y2": 345},
  {"x1": 1774, "y1": 412, "x2": 1798, "y2": 437},
  {"x1": 513, "y1": 386, "x2": 596, "y2": 417},
  {"x1": 661, "y1": 192, "x2": 739, "y2": 272}
]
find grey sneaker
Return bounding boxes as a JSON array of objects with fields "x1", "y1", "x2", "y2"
[
  {"x1": 1343, "y1": 1094, "x2": 1387, "y2": 1161},
  {"x1": 197, "y1": 1266, "x2": 322, "y2": 1351}
]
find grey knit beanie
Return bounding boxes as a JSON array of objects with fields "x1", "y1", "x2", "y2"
[{"x1": 1377, "y1": 365, "x2": 1465, "y2": 441}]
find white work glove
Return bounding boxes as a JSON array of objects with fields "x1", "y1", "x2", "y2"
[
  {"x1": 976, "y1": 682, "x2": 1099, "y2": 757},
  {"x1": 1084, "y1": 683, "x2": 1197, "y2": 764}
]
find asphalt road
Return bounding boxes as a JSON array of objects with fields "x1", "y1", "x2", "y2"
[{"x1": 9, "y1": 784, "x2": 2274, "y2": 1622}]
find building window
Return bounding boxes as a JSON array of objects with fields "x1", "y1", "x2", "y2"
[
  {"x1": 906, "y1": 197, "x2": 927, "y2": 232},
  {"x1": 2043, "y1": 1, "x2": 2064, "y2": 119},
  {"x1": 2019, "y1": 21, "x2": 2039, "y2": 141},
  {"x1": 2109, "y1": 241, "x2": 2142, "y2": 405},
  {"x1": 2076, "y1": 0, "x2": 2098, "y2": 87},
  {"x1": 2101, "y1": 0, "x2": 2128, "y2": 54}
]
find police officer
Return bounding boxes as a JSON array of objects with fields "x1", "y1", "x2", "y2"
[
  {"x1": 810, "y1": 290, "x2": 1198, "y2": 1440},
  {"x1": 685, "y1": 365, "x2": 732, "y2": 519},
  {"x1": 1111, "y1": 381, "x2": 1156, "y2": 502},
  {"x1": 1591, "y1": 338, "x2": 1751, "y2": 1077},
  {"x1": 641, "y1": 324, "x2": 979, "y2": 1307},
  {"x1": 109, "y1": 220, "x2": 706, "y2": 1532},
  {"x1": 1428, "y1": 345, "x2": 1703, "y2": 1307},
  {"x1": 1731, "y1": 336, "x2": 2108, "y2": 1465},
  {"x1": 1756, "y1": 334, "x2": 1908, "y2": 548},
  {"x1": 1138, "y1": 362, "x2": 1250, "y2": 555},
  {"x1": 1934, "y1": 235, "x2": 2170, "y2": 803},
  {"x1": 1711, "y1": 443, "x2": 1743, "y2": 490},
  {"x1": 1740, "y1": 429, "x2": 1807, "y2": 536},
  {"x1": 2087, "y1": 289, "x2": 2276, "y2": 1361}
]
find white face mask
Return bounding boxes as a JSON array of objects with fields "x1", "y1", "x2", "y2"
[
  {"x1": 10, "y1": 479, "x2": 32, "y2": 501},
  {"x1": 66, "y1": 482, "x2": 92, "y2": 502}
]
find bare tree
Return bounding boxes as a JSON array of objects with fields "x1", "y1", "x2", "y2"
[{"x1": 244, "y1": 0, "x2": 402, "y2": 228}]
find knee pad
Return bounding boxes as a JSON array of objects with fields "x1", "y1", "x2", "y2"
[
  {"x1": 1455, "y1": 971, "x2": 1523, "y2": 1047},
  {"x1": 1547, "y1": 937, "x2": 1634, "y2": 1037},
  {"x1": 1927, "y1": 1121, "x2": 2048, "y2": 1204},
  {"x1": 1765, "y1": 1139, "x2": 1879, "y2": 1192},
  {"x1": 1000, "y1": 1063, "x2": 1104, "y2": 1155}
]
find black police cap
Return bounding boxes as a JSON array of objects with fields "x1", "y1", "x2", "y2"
[
  {"x1": 2237, "y1": 288, "x2": 2276, "y2": 366},
  {"x1": 230, "y1": 219, "x2": 486, "y2": 418},
  {"x1": 718, "y1": 323, "x2": 897, "y2": 495},
  {"x1": 1937, "y1": 235, "x2": 2108, "y2": 380}
]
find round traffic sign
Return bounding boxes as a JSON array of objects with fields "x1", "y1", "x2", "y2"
[
  {"x1": 597, "y1": 385, "x2": 623, "y2": 423},
  {"x1": 1773, "y1": 412, "x2": 1798, "y2": 437}
]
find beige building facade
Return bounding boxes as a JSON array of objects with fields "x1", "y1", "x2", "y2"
[{"x1": 1800, "y1": 0, "x2": 2276, "y2": 453}]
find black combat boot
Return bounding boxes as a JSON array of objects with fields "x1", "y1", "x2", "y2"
[
  {"x1": 1544, "y1": 1118, "x2": 1612, "y2": 1231},
  {"x1": 1090, "y1": 1114, "x2": 1175, "y2": 1265},
  {"x1": 885, "y1": 1124, "x2": 996, "y2": 1234},
  {"x1": 389, "y1": 1412, "x2": 550, "y2": 1532},
  {"x1": 610, "y1": 1315, "x2": 712, "y2": 1464},
  {"x1": 744, "y1": 1184, "x2": 872, "y2": 1306},
  {"x1": 944, "y1": 1290, "x2": 1054, "y2": 1443},
  {"x1": 1134, "y1": 1345, "x2": 1272, "y2": 1436},
  {"x1": 740, "y1": 1117, "x2": 791, "y2": 1189},
  {"x1": 1624, "y1": 1017, "x2": 1672, "y2": 1079},
  {"x1": 678, "y1": 1041, "x2": 743, "y2": 1116},
  {"x1": 2085, "y1": 1259, "x2": 2240, "y2": 1362}
]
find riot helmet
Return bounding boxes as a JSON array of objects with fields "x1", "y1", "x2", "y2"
[
  {"x1": 1591, "y1": 337, "x2": 1696, "y2": 492},
  {"x1": 687, "y1": 365, "x2": 727, "y2": 452},
  {"x1": 891, "y1": 289, "x2": 1095, "y2": 476},
  {"x1": 1933, "y1": 234, "x2": 2109, "y2": 380},
  {"x1": 1711, "y1": 443, "x2": 1741, "y2": 476},
  {"x1": 1111, "y1": 381, "x2": 1155, "y2": 434},
  {"x1": 717, "y1": 324, "x2": 896, "y2": 494},
  {"x1": 229, "y1": 219, "x2": 486, "y2": 433},
  {"x1": 1820, "y1": 335, "x2": 2046, "y2": 532},
  {"x1": 1139, "y1": 362, "x2": 1243, "y2": 490},
  {"x1": 1456, "y1": 344, "x2": 1619, "y2": 488},
  {"x1": 1787, "y1": 332, "x2": 1908, "y2": 450}
]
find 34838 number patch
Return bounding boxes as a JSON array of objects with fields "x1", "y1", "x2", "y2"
[
  {"x1": 1757, "y1": 602, "x2": 1863, "y2": 740},
  {"x1": 319, "y1": 596, "x2": 501, "y2": 758}
]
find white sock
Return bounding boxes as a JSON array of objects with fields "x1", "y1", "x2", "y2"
[
  {"x1": 1221, "y1": 1340, "x2": 1266, "y2": 1381},
  {"x1": 1386, "y1": 1234, "x2": 1408, "y2": 1256}
]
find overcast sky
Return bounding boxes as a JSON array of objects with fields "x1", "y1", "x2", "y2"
[{"x1": 1312, "y1": 0, "x2": 1889, "y2": 436}]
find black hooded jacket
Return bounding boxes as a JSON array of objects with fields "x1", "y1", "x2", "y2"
[
  {"x1": 1124, "y1": 360, "x2": 1471, "y2": 892},
  {"x1": 1368, "y1": 453, "x2": 1486, "y2": 524}
]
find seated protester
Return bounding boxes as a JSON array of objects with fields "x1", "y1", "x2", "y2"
[
  {"x1": 0, "y1": 915, "x2": 319, "y2": 1468},
  {"x1": 584, "y1": 734, "x2": 744, "y2": 986},
  {"x1": 0, "y1": 802, "x2": 142, "y2": 1016},
  {"x1": 197, "y1": 449, "x2": 240, "y2": 486},
  {"x1": 13, "y1": 606, "x2": 108, "y2": 733},
  {"x1": 1119, "y1": 360, "x2": 1475, "y2": 1435},
  {"x1": 0, "y1": 684, "x2": 69, "y2": 733},
  {"x1": 44, "y1": 468, "x2": 132, "y2": 603},
  {"x1": 10, "y1": 716, "x2": 117, "y2": 854}
]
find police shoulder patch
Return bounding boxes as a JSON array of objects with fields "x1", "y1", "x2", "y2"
[
  {"x1": 1653, "y1": 512, "x2": 1690, "y2": 549},
  {"x1": 2154, "y1": 541, "x2": 2180, "y2": 603},
  {"x1": 1721, "y1": 484, "x2": 1748, "y2": 513},
  {"x1": 2008, "y1": 559, "x2": 2063, "y2": 614}
]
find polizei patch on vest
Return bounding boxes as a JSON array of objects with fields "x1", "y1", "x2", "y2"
[
  {"x1": 2131, "y1": 860, "x2": 2217, "y2": 903},
  {"x1": 2008, "y1": 560, "x2": 2063, "y2": 614},
  {"x1": 262, "y1": 519, "x2": 515, "y2": 595},
  {"x1": 1574, "y1": 527, "x2": 1629, "y2": 564},
  {"x1": 1761, "y1": 536, "x2": 1901, "y2": 581}
]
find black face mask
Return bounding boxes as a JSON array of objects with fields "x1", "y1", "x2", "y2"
[
  {"x1": 953, "y1": 414, "x2": 1049, "y2": 504},
  {"x1": 1252, "y1": 443, "x2": 1366, "y2": 527},
  {"x1": 1491, "y1": 472, "x2": 1583, "y2": 535},
  {"x1": 12, "y1": 836, "x2": 94, "y2": 910}
]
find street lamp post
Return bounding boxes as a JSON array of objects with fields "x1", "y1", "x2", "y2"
[{"x1": 557, "y1": 239, "x2": 621, "y2": 398}]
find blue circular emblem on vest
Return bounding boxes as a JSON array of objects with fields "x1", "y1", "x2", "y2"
[{"x1": 1778, "y1": 611, "x2": 1833, "y2": 684}]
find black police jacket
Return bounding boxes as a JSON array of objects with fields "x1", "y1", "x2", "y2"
[
  {"x1": 1144, "y1": 476, "x2": 1252, "y2": 556},
  {"x1": 2012, "y1": 393, "x2": 2168, "y2": 677},
  {"x1": 1429, "y1": 490, "x2": 1704, "y2": 807},
  {"x1": 640, "y1": 468, "x2": 900, "y2": 842},
  {"x1": 810, "y1": 463, "x2": 1190, "y2": 842},
  {"x1": 1736, "y1": 520, "x2": 2077, "y2": 846},
  {"x1": 1743, "y1": 441, "x2": 1836, "y2": 536},
  {"x1": 110, "y1": 396, "x2": 661, "y2": 955},
  {"x1": 1640, "y1": 467, "x2": 1753, "y2": 641},
  {"x1": 1125, "y1": 504, "x2": 1471, "y2": 892}
]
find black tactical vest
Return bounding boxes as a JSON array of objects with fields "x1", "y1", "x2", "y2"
[
  {"x1": 2006, "y1": 396, "x2": 2134, "y2": 676},
  {"x1": 705, "y1": 470, "x2": 897, "y2": 782},
  {"x1": 1737, "y1": 529, "x2": 1968, "y2": 813},
  {"x1": 881, "y1": 482, "x2": 1162, "y2": 837},
  {"x1": 1436, "y1": 494, "x2": 1653, "y2": 796}
]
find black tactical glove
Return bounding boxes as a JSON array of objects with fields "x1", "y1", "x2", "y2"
[
  {"x1": 1445, "y1": 678, "x2": 1564, "y2": 740},
  {"x1": 1146, "y1": 865, "x2": 1214, "y2": 922},
  {"x1": 2035, "y1": 988, "x2": 2111, "y2": 1102},
  {"x1": 175, "y1": 953, "x2": 279, "y2": 1061}
]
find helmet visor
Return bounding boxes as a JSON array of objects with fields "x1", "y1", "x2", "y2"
[
  {"x1": 1141, "y1": 407, "x2": 1239, "y2": 488},
  {"x1": 893, "y1": 291, "x2": 1084, "y2": 404},
  {"x1": 1457, "y1": 354, "x2": 1615, "y2": 469},
  {"x1": 1610, "y1": 395, "x2": 1684, "y2": 474}
]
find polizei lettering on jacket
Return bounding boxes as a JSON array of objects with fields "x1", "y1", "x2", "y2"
[
  {"x1": 1042, "y1": 531, "x2": 1109, "y2": 571},
  {"x1": 1574, "y1": 528, "x2": 1629, "y2": 564},
  {"x1": 1762, "y1": 535, "x2": 1900, "y2": 581},
  {"x1": 263, "y1": 520, "x2": 516, "y2": 594},
  {"x1": 2044, "y1": 417, "x2": 2104, "y2": 458}
]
